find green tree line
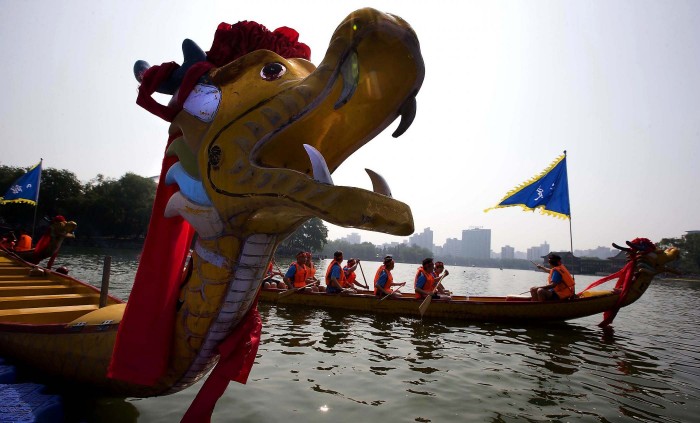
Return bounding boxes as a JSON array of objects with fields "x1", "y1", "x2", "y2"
[
  {"x1": 1, "y1": 165, "x2": 155, "y2": 240},
  {"x1": 658, "y1": 233, "x2": 700, "y2": 275}
]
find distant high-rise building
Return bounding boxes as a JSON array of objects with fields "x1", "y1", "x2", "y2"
[
  {"x1": 526, "y1": 241, "x2": 550, "y2": 261},
  {"x1": 338, "y1": 232, "x2": 361, "y2": 244},
  {"x1": 501, "y1": 245, "x2": 515, "y2": 260},
  {"x1": 409, "y1": 227, "x2": 434, "y2": 252},
  {"x1": 442, "y1": 237, "x2": 461, "y2": 257},
  {"x1": 462, "y1": 227, "x2": 491, "y2": 259}
]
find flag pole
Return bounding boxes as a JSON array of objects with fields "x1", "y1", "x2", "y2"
[
  {"x1": 564, "y1": 150, "x2": 575, "y2": 274},
  {"x1": 564, "y1": 150, "x2": 573, "y2": 252},
  {"x1": 30, "y1": 158, "x2": 43, "y2": 241}
]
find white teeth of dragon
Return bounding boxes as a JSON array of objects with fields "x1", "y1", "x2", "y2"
[
  {"x1": 303, "y1": 145, "x2": 394, "y2": 197},
  {"x1": 303, "y1": 144, "x2": 334, "y2": 185},
  {"x1": 365, "y1": 168, "x2": 393, "y2": 198}
]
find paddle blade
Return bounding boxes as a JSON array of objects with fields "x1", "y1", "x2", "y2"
[
  {"x1": 279, "y1": 287, "x2": 301, "y2": 298},
  {"x1": 418, "y1": 294, "x2": 432, "y2": 317}
]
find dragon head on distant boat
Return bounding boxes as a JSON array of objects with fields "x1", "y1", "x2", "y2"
[
  {"x1": 137, "y1": 8, "x2": 422, "y2": 241},
  {"x1": 15, "y1": 216, "x2": 76, "y2": 265},
  {"x1": 613, "y1": 237, "x2": 680, "y2": 275}
]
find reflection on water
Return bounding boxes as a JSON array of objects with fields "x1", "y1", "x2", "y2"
[
  {"x1": 31, "y1": 250, "x2": 700, "y2": 422},
  {"x1": 55, "y1": 247, "x2": 141, "y2": 301}
]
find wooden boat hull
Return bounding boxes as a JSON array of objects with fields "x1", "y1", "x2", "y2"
[
  {"x1": 0, "y1": 251, "x2": 156, "y2": 396},
  {"x1": 259, "y1": 271, "x2": 656, "y2": 323}
]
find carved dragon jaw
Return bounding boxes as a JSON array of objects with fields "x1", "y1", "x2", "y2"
[{"x1": 166, "y1": 8, "x2": 423, "y2": 238}]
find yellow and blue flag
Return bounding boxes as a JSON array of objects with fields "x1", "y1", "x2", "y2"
[
  {"x1": 0, "y1": 161, "x2": 42, "y2": 206},
  {"x1": 485, "y1": 153, "x2": 570, "y2": 219}
]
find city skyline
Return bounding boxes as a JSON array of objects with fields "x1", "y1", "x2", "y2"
[{"x1": 332, "y1": 227, "x2": 618, "y2": 259}]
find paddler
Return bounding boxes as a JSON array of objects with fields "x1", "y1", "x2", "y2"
[
  {"x1": 343, "y1": 258, "x2": 366, "y2": 291},
  {"x1": 284, "y1": 251, "x2": 313, "y2": 291},
  {"x1": 432, "y1": 261, "x2": 452, "y2": 296},
  {"x1": 325, "y1": 251, "x2": 348, "y2": 294},
  {"x1": 305, "y1": 252, "x2": 324, "y2": 292},
  {"x1": 374, "y1": 255, "x2": 404, "y2": 298},
  {"x1": 530, "y1": 254, "x2": 576, "y2": 301},
  {"x1": 14, "y1": 229, "x2": 32, "y2": 252},
  {"x1": 415, "y1": 257, "x2": 451, "y2": 300},
  {"x1": 263, "y1": 258, "x2": 285, "y2": 289}
]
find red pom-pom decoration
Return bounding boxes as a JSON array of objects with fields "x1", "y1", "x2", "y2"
[{"x1": 206, "y1": 21, "x2": 311, "y2": 67}]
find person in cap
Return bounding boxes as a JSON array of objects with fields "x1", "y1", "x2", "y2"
[
  {"x1": 415, "y1": 257, "x2": 451, "y2": 300},
  {"x1": 432, "y1": 261, "x2": 451, "y2": 296},
  {"x1": 530, "y1": 254, "x2": 575, "y2": 301},
  {"x1": 342, "y1": 258, "x2": 366, "y2": 291},
  {"x1": 325, "y1": 251, "x2": 348, "y2": 294},
  {"x1": 374, "y1": 255, "x2": 404, "y2": 298}
]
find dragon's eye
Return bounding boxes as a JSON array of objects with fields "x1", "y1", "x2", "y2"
[{"x1": 260, "y1": 63, "x2": 286, "y2": 81}]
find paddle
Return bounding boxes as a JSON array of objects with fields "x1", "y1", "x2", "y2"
[
  {"x1": 378, "y1": 283, "x2": 405, "y2": 302},
  {"x1": 357, "y1": 261, "x2": 370, "y2": 290},
  {"x1": 419, "y1": 273, "x2": 448, "y2": 318},
  {"x1": 278, "y1": 281, "x2": 316, "y2": 298}
]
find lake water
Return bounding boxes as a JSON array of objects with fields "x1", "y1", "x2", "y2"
[{"x1": 35, "y1": 249, "x2": 700, "y2": 422}]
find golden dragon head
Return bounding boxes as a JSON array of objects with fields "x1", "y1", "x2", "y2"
[
  {"x1": 136, "y1": 8, "x2": 423, "y2": 239},
  {"x1": 613, "y1": 238, "x2": 680, "y2": 275}
]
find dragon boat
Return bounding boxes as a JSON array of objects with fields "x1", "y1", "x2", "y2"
[
  {"x1": 259, "y1": 242, "x2": 679, "y2": 324},
  {"x1": 0, "y1": 8, "x2": 426, "y2": 415}
]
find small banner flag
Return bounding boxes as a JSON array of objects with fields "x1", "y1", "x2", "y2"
[
  {"x1": 0, "y1": 161, "x2": 42, "y2": 206},
  {"x1": 485, "y1": 153, "x2": 570, "y2": 219}
]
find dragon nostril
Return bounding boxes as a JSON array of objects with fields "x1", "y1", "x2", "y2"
[{"x1": 209, "y1": 146, "x2": 222, "y2": 168}]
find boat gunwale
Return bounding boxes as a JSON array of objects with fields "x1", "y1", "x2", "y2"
[{"x1": 259, "y1": 288, "x2": 619, "y2": 305}]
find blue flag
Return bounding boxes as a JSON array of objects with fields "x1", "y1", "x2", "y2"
[
  {"x1": 0, "y1": 161, "x2": 42, "y2": 206},
  {"x1": 485, "y1": 154, "x2": 570, "y2": 219}
]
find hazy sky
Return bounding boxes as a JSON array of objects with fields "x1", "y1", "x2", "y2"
[{"x1": 1, "y1": 1, "x2": 698, "y2": 252}]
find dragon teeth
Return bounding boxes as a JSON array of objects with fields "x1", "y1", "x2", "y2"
[
  {"x1": 303, "y1": 144, "x2": 334, "y2": 185},
  {"x1": 365, "y1": 168, "x2": 393, "y2": 197}
]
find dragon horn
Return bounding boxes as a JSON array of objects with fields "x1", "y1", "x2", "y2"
[
  {"x1": 133, "y1": 38, "x2": 207, "y2": 94},
  {"x1": 612, "y1": 242, "x2": 632, "y2": 252}
]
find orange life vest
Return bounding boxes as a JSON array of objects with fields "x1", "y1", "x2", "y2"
[
  {"x1": 414, "y1": 266, "x2": 435, "y2": 299},
  {"x1": 373, "y1": 265, "x2": 393, "y2": 295},
  {"x1": 307, "y1": 263, "x2": 317, "y2": 280},
  {"x1": 289, "y1": 262, "x2": 307, "y2": 288},
  {"x1": 549, "y1": 264, "x2": 575, "y2": 299},
  {"x1": 15, "y1": 234, "x2": 32, "y2": 252},
  {"x1": 343, "y1": 266, "x2": 356, "y2": 288},
  {"x1": 325, "y1": 260, "x2": 346, "y2": 289}
]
